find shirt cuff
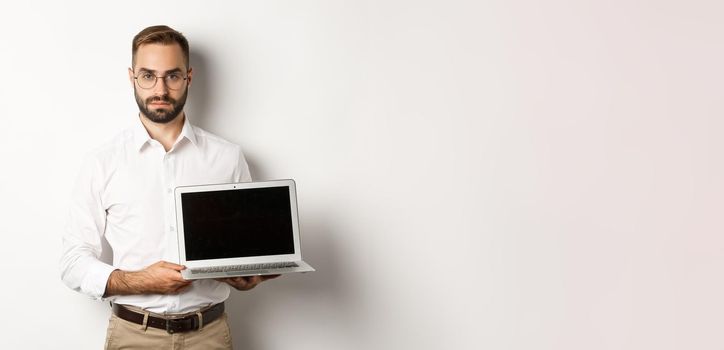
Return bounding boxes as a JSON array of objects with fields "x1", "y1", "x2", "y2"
[{"x1": 80, "y1": 258, "x2": 117, "y2": 301}]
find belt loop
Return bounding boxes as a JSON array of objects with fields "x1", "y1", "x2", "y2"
[
  {"x1": 141, "y1": 311, "x2": 149, "y2": 331},
  {"x1": 196, "y1": 311, "x2": 204, "y2": 330}
]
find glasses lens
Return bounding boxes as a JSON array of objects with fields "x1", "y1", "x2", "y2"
[
  {"x1": 164, "y1": 73, "x2": 186, "y2": 90},
  {"x1": 136, "y1": 73, "x2": 156, "y2": 89}
]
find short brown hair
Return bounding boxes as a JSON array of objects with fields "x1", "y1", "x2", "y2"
[{"x1": 132, "y1": 25, "x2": 190, "y2": 69}]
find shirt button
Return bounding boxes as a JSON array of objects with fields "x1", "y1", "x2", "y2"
[
  {"x1": 167, "y1": 188, "x2": 172, "y2": 194},
  {"x1": 170, "y1": 226, "x2": 175, "y2": 232}
]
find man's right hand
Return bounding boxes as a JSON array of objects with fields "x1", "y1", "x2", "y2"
[{"x1": 104, "y1": 261, "x2": 192, "y2": 297}]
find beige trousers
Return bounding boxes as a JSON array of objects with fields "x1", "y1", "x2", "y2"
[{"x1": 104, "y1": 310, "x2": 233, "y2": 350}]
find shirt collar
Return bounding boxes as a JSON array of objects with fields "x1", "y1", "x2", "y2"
[
  {"x1": 132, "y1": 114, "x2": 198, "y2": 152},
  {"x1": 178, "y1": 115, "x2": 198, "y2": 147}
]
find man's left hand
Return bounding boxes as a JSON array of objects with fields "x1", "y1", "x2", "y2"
[{"x1": 215, "y1": 274, "x2": 281, "y2": 291}]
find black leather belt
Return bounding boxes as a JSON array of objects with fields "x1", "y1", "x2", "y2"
[{"x1": 112, "y1": 302, "x2": 225, "y2": 334}]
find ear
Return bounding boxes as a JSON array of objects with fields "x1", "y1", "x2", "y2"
[
  {"x1": 186, "y1": 67, "x2": 193, "y2": 88},
  {"x1": 128, "y1": 68, "x2": 135, "y2": 87}
]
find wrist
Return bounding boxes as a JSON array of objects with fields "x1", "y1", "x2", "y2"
[{"x1": 104, "y1": 269, "x2": 147, "y2": 297}]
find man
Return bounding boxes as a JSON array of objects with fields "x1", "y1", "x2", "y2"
[{"x1": 60, "y1": 25, "x2": 277, "y2": 349}]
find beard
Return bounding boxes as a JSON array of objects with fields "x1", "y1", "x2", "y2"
[{"x1": 134, "y1": 86, "x2": 188, "y2": 124}]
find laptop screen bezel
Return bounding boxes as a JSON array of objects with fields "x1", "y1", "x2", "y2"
[{"x1": 174, "y1": 179, "x2": 302, "y2": 268}]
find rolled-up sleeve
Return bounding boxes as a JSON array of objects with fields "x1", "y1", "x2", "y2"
[{"x1": 59, "y1": 157, "x2": 116, "y2": 300}]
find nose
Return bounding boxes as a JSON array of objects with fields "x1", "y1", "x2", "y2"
[{"x1": 152, "y1": 76, "x2": 169, "y2": 94}]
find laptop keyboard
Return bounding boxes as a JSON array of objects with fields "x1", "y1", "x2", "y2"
[{"x1": 190, "y1": 262, "x2": 299, "y2": 274}]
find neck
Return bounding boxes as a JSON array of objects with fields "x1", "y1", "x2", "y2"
[{"x1": 139, "y1": 112, "x2": 185, "y2": 152}]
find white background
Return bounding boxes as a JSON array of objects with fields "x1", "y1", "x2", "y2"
[{"x1": 0, "y1": 1, "x2": 722, "y2": 349}]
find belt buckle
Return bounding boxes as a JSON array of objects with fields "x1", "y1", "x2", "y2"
[
  {"x1": 165, "y1": 318, "x2": 177, "y2": 334},
  {"x1": 165, "y1": 316, "x2": 198, "y2": 334}
]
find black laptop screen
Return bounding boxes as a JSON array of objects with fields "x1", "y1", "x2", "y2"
[{"x1": 181, "y1": 186, "x2": 295, "y2": 261}]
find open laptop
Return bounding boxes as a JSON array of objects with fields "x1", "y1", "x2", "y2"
[{"x1": 174, "y1": 179, "x2": 315, "y2": 280}]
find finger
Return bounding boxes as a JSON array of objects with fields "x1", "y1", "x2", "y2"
[
  {"x1": 234, "y1": 277, "x2": 256, "y2": 289},
  {"x1": 167, "y1": 271, "x2": 190, "y2": 282},
  {"x1": 160, "y1": 261, "x2": 187, "y2": 271},
  {"x1": 237, "y1": 281, "x2": 255, "y2": 290},
  {"x1": 237, "y1": 277, "x2": 253, "y2": 286}
]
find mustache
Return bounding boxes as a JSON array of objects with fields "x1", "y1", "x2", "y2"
[{"x1": 146, "y1": 96, "x2": 176, "y2": 104}]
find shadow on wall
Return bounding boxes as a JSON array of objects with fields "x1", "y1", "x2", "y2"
[
  {"x1": 187, "y1": 47, "x2": 268, "y2": 180},
  {"x1": 187, "y1": 45, "x2": 280, "y2": 181},
  {"x1": 186, "y1": 47, "x2": 215, "y2": 130}
]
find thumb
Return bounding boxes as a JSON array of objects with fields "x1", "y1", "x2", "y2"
[{"x1": 161, "y1": 261, "x2": 187, "y2": 271}]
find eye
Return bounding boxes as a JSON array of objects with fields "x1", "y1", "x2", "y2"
[
  {"x1": 140, "y1": 73, "x2": 154, "y2": 80},
  {"x1": 166, "y1": 73, "x2": 182, "y2": 81}
]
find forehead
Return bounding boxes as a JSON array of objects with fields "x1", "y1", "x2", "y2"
[{"x1": 134, "y1": 43, "x2": 187, "y2": 71}]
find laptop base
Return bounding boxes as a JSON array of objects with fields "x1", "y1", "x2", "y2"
[{"x1": 181, "y1": 260, "x2": 315, "y2": 280}]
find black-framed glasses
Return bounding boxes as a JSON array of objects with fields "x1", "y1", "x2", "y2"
[{"x1": 133, "y1": 70, "x2": 189, "y2": 90}]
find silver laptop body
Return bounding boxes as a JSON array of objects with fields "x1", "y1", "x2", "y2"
[{"x1": 174, "y1": 179, "x2": 315, "y2": 280}]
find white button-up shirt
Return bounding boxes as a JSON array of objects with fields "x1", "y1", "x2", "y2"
[{"x1": 60, "y1": 116, "x2": 251, "y2": 314}]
